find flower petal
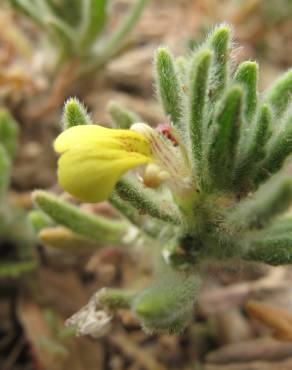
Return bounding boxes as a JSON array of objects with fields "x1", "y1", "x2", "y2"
[
  {"x1": 57, "y1": 144, "x2": 152, "y2": 202},
  {"x1": 54, "y1": 124, "x2": 151, "y2": 157}
]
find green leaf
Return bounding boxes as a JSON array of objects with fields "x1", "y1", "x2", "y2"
[
  {"x1": 244, "y1": 233, "x2": 292, "y2": 265},
  {"x1": 228, "y1": 159, "x2": 292, "y2": 231},
  {"x1": 0, "y1": 145, "x2": 11, "y2": 198},
  {"x1": 133, "y1": 271, "x2": 201, "y2": 334},
  {"x1": 107, "y1": 101, "x2": 140, "y2": 129},
  {"x1": 252, "y1": 104, "x2": 273, "y2": 161},
  {"x1": 155, "y1": 47, "x2": 183, "y2": 133},
  {"x1": 175, "y1": 56, "x2": 188, "y2": 83},
  {"x1": 265, "y1": 68, "x2": 292, "y2": 118},
  {"x1": 46, "y1": 0, "x2": 82, "y2": 26},
  {"x1": 207, "y1": 24, "x2": 232, "y2": 103},
  {"x1": 79, "y1": 0, "x2": 108, "y2": 51},
  {"x1": 234, "y1": 104, "x2": 273, "y2": 190},
  {"x1": 234, "y1": 61, "x2": 259, "y2": 124},
  {"x1": 188, "y1": 48, "x2": 212, "y2": 179},
  {"x1": 98, "y1": 288, "x2": 136, "y2": 309},
  {"x1": 28, "y1": 210, "x2": 54, "y2": 233},
  {"x1": 44, "y1": 309, "x2": 59, "y2": 336},
  {"x1": 110, "y1": 192, "x2": 140, "y2": 223},
  {"x1": 0, "y1": 109, "x2": 19, "y2": 159},
  {"x1": 0, "y1": 261, "x2": 37, "y2": 278},
  {"x1": 206, "y1": 85, "x2": 243, "y2": 190},
  {"x1": 257, "y1": 112, "x2": 292, "y2": 181},
  {"x1": 62, "y1": 97, "x2": 91, "y2": 129},
  {"x1": 45, "y1": 15, "x2": 75, "y2": 60},
  {"x1": 110, "y1": 192, "x2": 168, "y2": 238},
  {"x1": 33, "y1": 191, "x2": 128, "y2": 244},
  {"x1": 115, "y1": 177, "x2": 181, "y2": 225},
  {"x1": 263, "y1": 217, "x2": 292, "y2": 234},
  {"x1": 9, "y1": 0, "x2": 44, "y2": 26},
  {"x1": 38, "y1": 335, "x2": 68, "y2": 356},
  {"x1": 93, "y1": 0, "x2": 148, "y2": 68}
]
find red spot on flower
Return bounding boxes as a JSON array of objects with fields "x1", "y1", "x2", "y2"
[{"x1": 156, "y1": 124, "x2": 178, "y2": 146}]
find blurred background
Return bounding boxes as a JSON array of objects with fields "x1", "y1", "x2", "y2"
[{"x1": 0, "y1": 0, "x2": 292, "y2": 369}]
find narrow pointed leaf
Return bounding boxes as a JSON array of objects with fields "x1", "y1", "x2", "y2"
[
  {"x1": 248, "y1": 104, "x2": 273, "y2": 163},
  {"x1": 107, "y1": 101, "x2": 140, "y2": 129},
  {"x1": 0, "y1": 109, "x2": 19, "y2": 159},
  {"x1": 188, "y1": 48, "x2": 212, "y2": 178},
  {"x1": 79, "y1": 0, "x2": 108, "y2": 50},
  {"x1": 257, "y1": 112, "x2": 292, "y2": 181},
  {"x1": 264, "y1": 217, "x2": 292, "y2": 235},
  {"x1": 98, "y1": 288, "x2": 136, "y2": 309},
  {"x1": 63, "y1": 97, "x2": 91, "y2": 129},
  {"x1": 207, "y1": 85, "x2": 243, "y2": 189},
  {"x1": 175, "y1": 56, "x2": 188, "y2": 83},
  {"x1": 28, "y1": 210, "x2": 54, "y2": 233},
  {"x1": 46, "y1": 15, "x2": 75, "y2": 58},
  {"x1": 228, "y1": 160, "x2": 292, "y2": 231},
  {"x1": 244, "y1": 233, "x2": 292, "y2": 265},
  {"x1": 234, "y1": 61, "x2": 259, "y2": 123},
  {"x1": 0, "y1": 145, "x2": 11, "y2": 198},
  {"x1": 133, "y1": 271, "x2": 201, "y2": 334},
  {"x1": 265, "y1": 69, "x2": 292, "y2": 118},
  {"x1": 110, "y1": 192, "x2": 168, "y2": 237},
  {"x1": 9, "y1": 0, "x2": 43, "y2": 26},
  {"x1": 207, "y1": 24, "x2": 232, "y2": 102},
  {"x1": 0, "y1": 261, "x2": 37, "y2": 278},
  {"x1": 46, "y1": 0, "x2": 82, "y2": 26},
  {"x1": 94, "y1": 0, "x2": 148, "y2": 67},
  {"x1": 234, "y1": 104, "x2": 273, "y2": 190},
  {"x1": 33, "y1": 191, "x2": 128, "y2": 244},
  {"x1": 115, "y1": 177, "x2": 181, "y2": 225},
  {"x1": 155, "y1": 47, "x2": 183, "y2": 132}
]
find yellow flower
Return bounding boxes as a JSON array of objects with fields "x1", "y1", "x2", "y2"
[{"x1": 54, "y1": 124, "x2": 153, "y2": 202}]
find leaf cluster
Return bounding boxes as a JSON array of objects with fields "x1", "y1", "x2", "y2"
[
  {"x1": 35, "y1": 24, "x2": 292, "y2": 334},
  {"x1": 8, "y1": 0, "x2": 147, "y2": 74},
  {"x1": 107, "y1": 24, "x2": 292, "y2": 269}
]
